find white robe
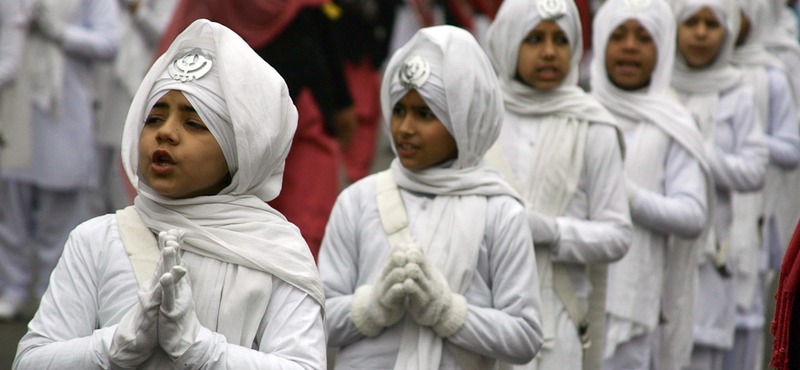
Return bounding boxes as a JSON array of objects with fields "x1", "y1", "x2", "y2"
[
  {"x1": 496, "y1": 110, "x2": 631, "y2": 368},
  {"x1": 319, "y1": 174, "x2": 543, "y2": 370},
  {"x1": 13, "y1": 214, "x2": 327, "y2": 370},
  {"x1": 604, "y1": 115, "x2": 707, "y2": 355},
  {"x1": 676, "y1": 83, "x2": 768, "y2": 350}
]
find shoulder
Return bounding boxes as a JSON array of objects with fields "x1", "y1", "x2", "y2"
[
  {"x1": 721, "y1": 82, "x2": 755, "y2": 105},
  {"x1": 485, "y1": 194, "x2": 527, "y2": 227},
  {"x1": 71, "y1": 213, "x2": 120, "y2": 241},
  {"x1": 338, "y1": 173, "x2": 378, "y2": 201},
  {"x1": 586, "y1": 122, "x2": 624, "y2": 155}
]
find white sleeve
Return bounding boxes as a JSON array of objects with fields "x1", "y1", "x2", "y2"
[
  {"x1": 177, "y1": 278, "x2": 326, "y2": 370},
  {"x1": 706, "y1": 86, "x2": 768, "y2": 192},
  {"x1": 318, "y1": 185, "x2": 365, "y2": 348},
  {"x1": 629, "y1": 140, "x2": 708, "y2": 238},
  {"x1": 766, "y1": 67, "x2": 800, "y2": 170},
  {"x1": 553, "y1": 124, "x2": 633, "y2": 264},
  {"x1": 448, "y1": 197, "x2": 543, "y2": 365},
  {"x1": 13, "y1": 220, "x2": 130, "y2": 370},
  {"x1": 61, "y1": 0, "x2": 118, "y2": 61},
  {"x1": 0, "y1": 0, "x2": 25, "y2": 90}
]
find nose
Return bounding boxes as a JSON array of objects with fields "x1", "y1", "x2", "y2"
[
  {"x1": 396, "y1": 114, "x2": 416, "y2": 137},
  {"x1": 695, "y1": 22, "x2": 708, "y2": 38},
  {"x1": 541, "y1": 38, "x2": 556, "y2": 59},
  {"x1": 155, "y1": 117, "x2": 180, "y2": 144},
  {"x1": 622, "y1": 34, "x2": 638, "y2": 52}
]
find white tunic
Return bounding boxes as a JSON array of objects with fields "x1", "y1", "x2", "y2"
[
  {"x1": 319, "y1": 175, "x2": 542, "y2": 370},
  {"x1": 497, "y1": 110, "x2": 631, "y2": 300},
  {"x1": 3, "y1": 0, "x2": 118, "y2": 189},
  {"x1": 13, "y1": 214, "x2": 326, "y2": 370},
  {"x1": 677, "y1": 84, "x2": 768, "y2": 349},
  {"x1": 606, "y1": 115, "x2": 707, "y2": 331}
]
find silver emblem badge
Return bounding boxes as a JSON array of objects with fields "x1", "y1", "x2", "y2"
[
  {"x1": 398, "y1": 56, "x2": 431, "y2": 89},
  {"x1": 537, "y1": 0, "x2": 567, "y2": 20},
  {"x1": 624, "y1": 0, "x2": 652, "y2": 10},
  {"x1": 168, "y1": 48, "x2": 213, "y2": 83}
]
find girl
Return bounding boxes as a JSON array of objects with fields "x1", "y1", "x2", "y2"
[
  {"x1": 13, "y1": 19, "x2": 326, "y2": 369},
  {"x1": 318, "y1": 25, "x2": 542, "y2": 370},
  {"x1": 726, "y1": 1, "x2": 800, "y2": 368},
  {"x1": 485, "y1": 0, "x2": 633, "y2": 368},
  {"x1": 670, "y1": 0, "x2": 769, "y2": 368},
  {"x1": 589, "y1": 0, "x2": 711, "y2": 369}
]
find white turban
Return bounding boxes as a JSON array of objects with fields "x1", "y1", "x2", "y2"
[{"x1": 486, "y1": 0, "x2": 617, "y2": 125}]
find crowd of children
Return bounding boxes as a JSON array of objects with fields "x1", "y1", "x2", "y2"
[{"x1": 3, "y1": 0, "x2": 800, "y2": 369}]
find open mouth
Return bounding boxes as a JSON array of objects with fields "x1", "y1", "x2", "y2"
[
  {"x1": 536, "y1": 66, "x2": 560, "y2": 80},
  {"x1": 396, "y1": 142, "x2": 419, "y2": 156},
  {"x1": 151, "y1": 149, "x2": 175, "y2": 173}
]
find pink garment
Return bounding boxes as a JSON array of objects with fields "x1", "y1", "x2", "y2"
[{"x1": 156, "y1": 0, "x2": 326, "y2": 54}]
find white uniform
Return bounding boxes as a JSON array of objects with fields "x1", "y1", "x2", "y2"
[
  {"x1": 0, "y1": 0, "x2": 118, "y2": 307},
  {"x1": 13, "y1": 215, "x2": 326, "y2": 370},
  {"x1": 677, "y1": 84, "x2": 767, "y2": 370},
  {"x1": 320, "y1": 176, "x2": 541, "y2": 370},
  {"x1": 497, "y1": 112, "x2": 631, "y2": 369}
]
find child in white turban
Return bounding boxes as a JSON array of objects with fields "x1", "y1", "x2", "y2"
[
  {"x1": 13, "y1": 19, "x2": 326, "y2": 369},
  {"x1": 670, "y1": 0, "x2": 769, "y2": 368},
  {"x1": 484, "y1": 0, "x2": 633, "y2": 368},
  {"x1": 318, "y1": 25, "x2": 543, "y2": 370},
  {"x1": 589, "y1": 0, "x2": 712, "y2": 369}
]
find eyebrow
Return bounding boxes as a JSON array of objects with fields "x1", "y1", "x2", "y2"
[{"x1": 151, "y1": 102, "x2": 197, "y2": 114}]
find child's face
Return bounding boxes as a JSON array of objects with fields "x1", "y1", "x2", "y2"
[
  {"x1": 677, "y1": 7, "x2": 725, "y2": 68},
  {"x1": 516, "y1": 20, "x2": 572, "y2": 90},
  {"x1": 390, "y1": 90, "x2": 458, "y2": 170},
  {"x1": 605, "y1": 19, "x2": 658, "y2": 91},
  {"x1": 138, "y1": 90, "x2": 231, "y2": 199}
]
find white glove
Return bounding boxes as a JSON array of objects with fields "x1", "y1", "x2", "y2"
[
  {"x1": 157, "y1": 264, "x2": 202, "y2": 360},
  {"x1": 109, "y1": 279, "x2": 161, "y2": 369},
  {"x1": 29, "y1": 1, "x2": 65, "y2": 44},
  {"x1": 108, "y1": 231, "x2": 183, "y2": 368},
  {"x1": 528, "y1": 209, "x2": 560, "y2": 245},
  {"x1": 350, "y1": 244, "x2": 413, "y2": 336},
  {"x1": 154, "y1": 230, "x2": 202, "y2": 360},
  {"x1": 403, "y1": 248, "x2": 468, "y2": 338}
]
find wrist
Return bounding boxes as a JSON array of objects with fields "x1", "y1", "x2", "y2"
[{"x1": 433, "y1": 293, "x2": 468, "y2": 337}]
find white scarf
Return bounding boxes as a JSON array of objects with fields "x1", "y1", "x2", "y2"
[
  {"x1": 120, "y1": 19, "x2": 324, "y2": 347},
  {"x1": 590, "y1": 0, "x2": 714, "y2": 356},
  {"x1": 380, "y1": 25, "x2": 521, "y2": 370}
]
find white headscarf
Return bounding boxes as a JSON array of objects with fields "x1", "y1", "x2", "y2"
[
  {"x1": 381, "y1": 25, "x2": 520, "y2": 199},
  {"x1": 733, "y1": 0, "x2": 786, "y2": 69},
  {"x1": 120, "y1": 19, "x2": 324, "y2": 344},
  {"x1": 591, "y1": 0, "x2": 708, "y2": 173},
  {"x1": 485, "y1": 0, "x2": 617, "y2": 125},
  {"x1": 670, "y1": 0, "x2": 744, "y2": 93},
  {"x1": 380, "y1": 25, "x2": 520, "y2": 370}
]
